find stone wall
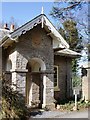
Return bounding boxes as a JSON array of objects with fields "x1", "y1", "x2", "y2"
[{"x1": 54, "y1": 55, "x2": 72, "y2": 101}]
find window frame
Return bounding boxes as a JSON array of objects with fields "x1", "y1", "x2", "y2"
[{"x1": 54, "y1": 65, "x2": 59, "y2": 88}]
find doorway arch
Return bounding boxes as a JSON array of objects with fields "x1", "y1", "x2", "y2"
[
  {"x1": 26, "y1": 58, "x2": 46, "y2": 108},
  {"x1": 29, "y1": 58, "x2": 46, "y2": 72},
  {"x1": 6, "y1": 59, "x2": 12, "y2": 71}
]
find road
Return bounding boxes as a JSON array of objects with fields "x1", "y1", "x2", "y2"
[
  {"x1": 30, "y1": 109, "x2": 89, "y2": 118},
  {"x1": 56, "y1": 110, "x2": 88, "y2": 118}
]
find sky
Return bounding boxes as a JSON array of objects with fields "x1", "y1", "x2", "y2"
[
  {"x1": 1, "y1": 2, "x2": 56, "y2": 27},
  {"x1": 1, "y1": 1, "x2": 89, "y2": 68},
  {"x1": 1, "y1": 2, "x2": 88, "y2": 42}
]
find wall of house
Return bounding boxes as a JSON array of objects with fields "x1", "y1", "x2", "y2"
[
  {"x1": 4, "y1": 24, "x2": 54, "y2": 108},
  {"x1": 54, "y1": 55, "x2": 72, "y2": 101},
  {"x1": 82, "y1": 62, "x2": 90, "y2": 101}
]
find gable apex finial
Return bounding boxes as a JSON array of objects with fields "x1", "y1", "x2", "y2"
[{"x1": 41, "y1": 6, "x2": 44, "y2": 14}]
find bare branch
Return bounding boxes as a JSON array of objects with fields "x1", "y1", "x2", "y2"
[{"x1": 62, "y1": 2, "x2": 81, "y2": 11}]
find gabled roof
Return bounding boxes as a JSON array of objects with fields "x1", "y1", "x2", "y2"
[
  {"x1": 0, "y1": 14, "x2": 69, "y2": 49},
  {"x1": 55, "y1": 48, "x2": 81, "y2": 58}
]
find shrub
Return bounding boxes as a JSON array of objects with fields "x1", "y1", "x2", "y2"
[{"x1": 0, "y1": 76, "x2": 30, "y2": 119}]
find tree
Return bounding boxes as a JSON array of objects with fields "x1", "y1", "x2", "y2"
[
  {"x1": 50, "y1": 2, "x2": 89, "y2": 44},
  {"x1": 59, "y1": 20, "x2": 83, "y2": 73},
  {"x1": 59, "y1": 20, "x2": 83, "y2": 51},
  {"x1": 50, "y1": 2, "x2": 85, "y2": 87},
  {"x1": 50, "y1": 2, "x2": 82, "y2": 20}
]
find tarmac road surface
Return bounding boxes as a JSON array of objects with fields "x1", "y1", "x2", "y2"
[
  {"x1": 55, "y1": 110, "x2": 88, "y2": 118},
  {"x1": 30, "y1": 109, "x2": 89, "y2": 118}
]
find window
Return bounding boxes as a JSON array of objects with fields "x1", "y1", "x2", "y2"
[{"x1": 54, "y1": 66, "x2": 58, "y2": 88}]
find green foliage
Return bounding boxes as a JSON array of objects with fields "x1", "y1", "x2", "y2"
[
  {"x1": 50, "y1": 2, "x2": 88, "y2": 42},
  {"x1": 59, "y1": 20, "x2": 83, "y2": 52},
  {"x1": 57, "y1": 100, "x2": 90, "y2": 111},
  {"x1": 59, "y1": 20, "x2": 82, "y2": 88},
  {"x1": 58, "y1": 102, "x2": 74, "y2": 111},
  {"x1": 72, "y1": 74, "x2": 81, "y2": 87},
  {"x1": 59, "y1": 20, "x2": 82, "y2": 74},
  {"x1": 59, "y1": 27, "x2": 67, "y2": 40},
  {"x1": 72, "y1": 59, "x2": 80, "y2": 73},
  {"x1": 50, "y1": 2, "x2": 84, "y2": 74},
  {"x1": 63, "y1": 20, "x2": 79, "y2": 50},
  {"x1": 78, "y1": 100, "x2": 90, "y2": 109},
  {"x1": 1, "y1": 76, "x2": 30, "y2": 119}
]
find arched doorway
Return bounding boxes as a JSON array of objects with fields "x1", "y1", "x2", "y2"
[
  {"x1": 6, "y1": 59, "x2": 12, "y2": 71},
  {"x1": 26, "y1": 58, "x2": 46, "y2": 108}
]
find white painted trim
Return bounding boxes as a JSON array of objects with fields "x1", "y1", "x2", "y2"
[
  {"x1": 44, "y1": 16, "x2": 69, "y2": 48},
  {"x1": 29, "y1": 82, "x2": 32, "y2": 106},
  {"x1": 41, "y1": 16, "x2": 44, "y2": 28},
  {"x1": 42, "y1": 75, "x2": 46, "y2": 108},
  {"x1": 1, "y1": 15, "x2": 69, "y2": 49}
]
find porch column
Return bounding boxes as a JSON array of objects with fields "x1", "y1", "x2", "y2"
[
  {"x1": 11, "y1": 69, "x2": 28, "y2": 96},
  {"x1": 45, "y1": 73, "x2": 55, "y2": 109},
  {"x1": 42, "y1": 72, "x2": 54, "y2": 109},
  {"x1": 42, "y1": 75, "x2": 46, "y2": 108},
  {"x1": 28, "y1": 74, "x2": 32, "y2": 106},
  {"x1": 9, "y1": 51, "x2": 28, "y2": 96}
]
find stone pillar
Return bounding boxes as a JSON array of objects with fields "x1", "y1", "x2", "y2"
[
  {"x1": 45, "y1": 73, "x2": 55, "y2": 109},
  {"x1": 26, "y1": 72, "x2": 32, "y2": 106},
  {"x1": 9, "y1": 51, "x2": 28, "y2": 97},
  {"x1": 11, "y1": 70, "x2": 28, "y2": 96}
]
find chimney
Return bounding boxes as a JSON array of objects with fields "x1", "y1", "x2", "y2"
[
  {"x1": 4, "y1": 23, "x2": 9, "y2": 30},
  {"x1": 10, "y1": 24, "x2": 14, "y2": 32}
]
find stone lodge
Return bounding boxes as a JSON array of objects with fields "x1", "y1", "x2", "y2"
[{"x1": 0, "y1": 14, "x2": 81, "y2": 109}]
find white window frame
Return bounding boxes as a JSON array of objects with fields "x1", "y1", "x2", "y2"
[{"x1": 54, "y1": 65, "x2": 58, "y2": 88}]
